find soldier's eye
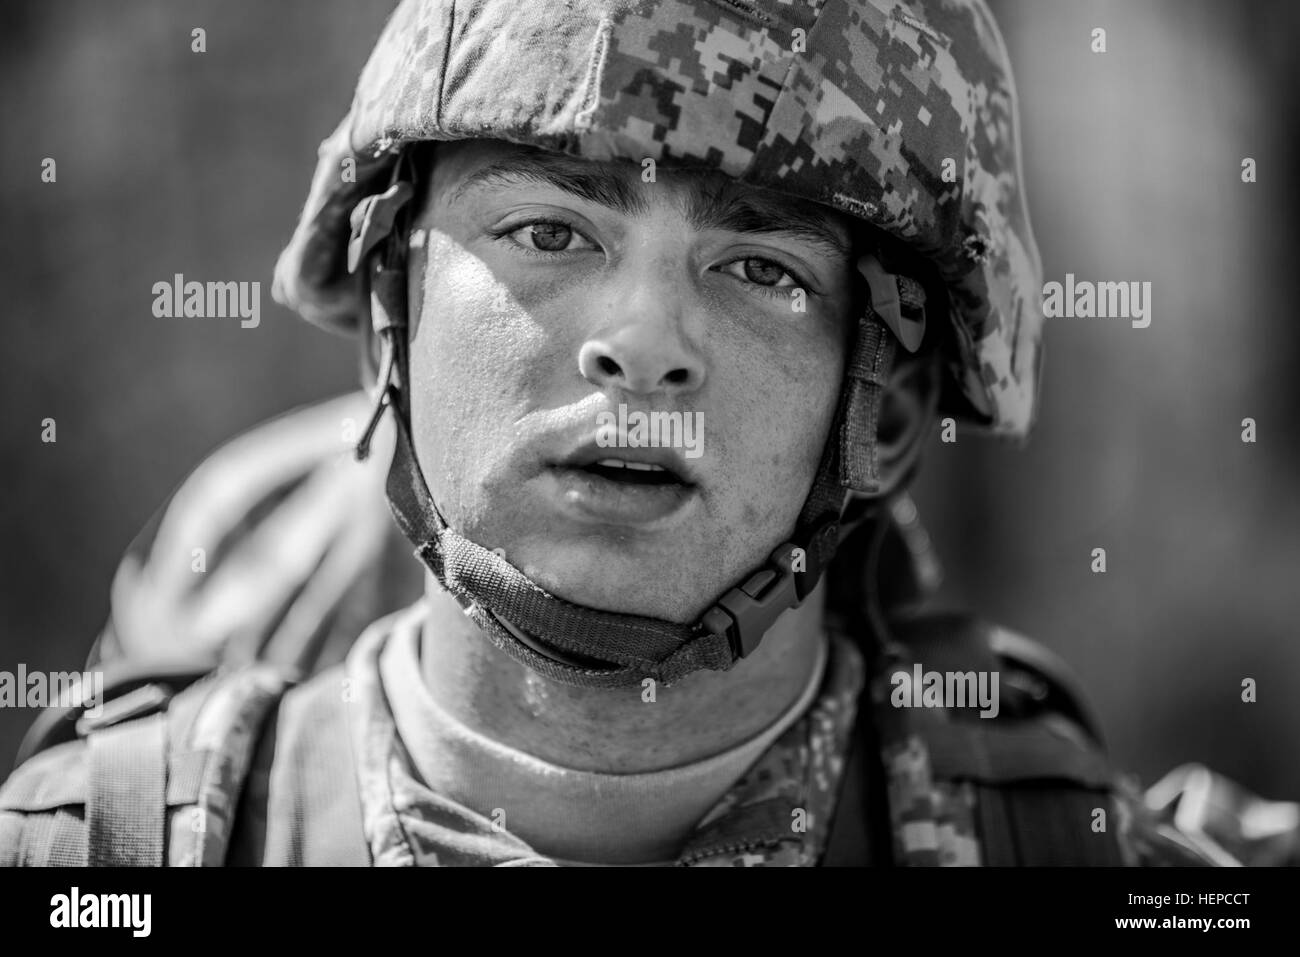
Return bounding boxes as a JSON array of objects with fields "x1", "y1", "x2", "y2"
[
  {"x1": 728, "y1": 257, "x2": 792, "y2": 286},
  {"x1": 718, "y1": 256, "x2": 807, "y2": 291},
  {"x1": 501, "y1": 219, "x2": 597, "y2": 254}
]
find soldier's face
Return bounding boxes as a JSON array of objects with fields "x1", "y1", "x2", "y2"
[{"x1": 406, "y1": 139, "x2": 857, "y2": 622}]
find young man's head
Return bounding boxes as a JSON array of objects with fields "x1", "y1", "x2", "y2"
[
  {"x1": 272, "y1": 0, "x2": 1042, "y2": 686},
  {"x1": 403, "y1": 139, "x2": 937, "y2": 625}
]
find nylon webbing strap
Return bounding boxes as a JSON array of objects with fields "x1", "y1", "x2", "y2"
[
  {"x1": 86, "y1": 712, "x2": 167, "y2": 867},
  {"x1": 428, "y1": 527, "x2": 696, "y2": 662},
  {"x1": 922, "y1": 721, "x2": 1116, "y2": 786},
  {"x1": 792, "y1": 311, "x2": 895, "y2": 542},
  {"x1": 840, "y1": 314, "x2": 896, "y2": 492},
  {"x1": 976, "y1": 785, "x2": 1126, "y2": 865}
]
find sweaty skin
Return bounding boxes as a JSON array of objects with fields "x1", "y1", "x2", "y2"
[{"x1": 406, "y1": 139, "x2": 861, "y2": 773}]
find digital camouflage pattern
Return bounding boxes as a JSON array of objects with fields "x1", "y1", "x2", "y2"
[
  {"x1": 675, "y1": 628, "x2": 863, "y2": 866},
  {"x1": 274, "y1": 0, "x2": 1043, "y2": 437},
  {"x1": 881, "y1": 736, "x2": 982, "y2": 865}
]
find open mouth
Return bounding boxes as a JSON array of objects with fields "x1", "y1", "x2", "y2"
[
  {"x1": 578, "y1": 458, "x2": 687, "y2": 487},
  {"x1": 545, "y1": 449, "x2": 698, "y2": 526}
]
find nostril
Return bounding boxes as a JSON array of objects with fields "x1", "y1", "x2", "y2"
[
  {"x1": 663, "y1": 368, "x2": 690, "y2": 386},
  {"x1": 597, "y1": 356, "x2": 621, "y2": 377}
]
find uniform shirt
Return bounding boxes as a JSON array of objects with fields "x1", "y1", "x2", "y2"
[
  {"x1": 379, "y1": 601, "x2": 830, "y2": 864},
  {"x1": 325, "y1": 602, "x2": 866, "y2": 866}
]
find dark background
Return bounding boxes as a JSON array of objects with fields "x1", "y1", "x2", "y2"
[{"x1": 2, "y1": 1, "x2": 1298, "y2": 799}]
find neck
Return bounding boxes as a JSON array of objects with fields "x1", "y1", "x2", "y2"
[{"x1": 418, "y1": 570, "x2": 828, "y2": 773}]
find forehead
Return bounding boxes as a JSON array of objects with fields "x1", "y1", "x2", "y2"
[{"x1": 428, "y1": 139, "x2": 856, "y2": 259}]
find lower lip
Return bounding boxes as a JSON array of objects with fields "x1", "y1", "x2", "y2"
[{"x1": 543, "y1": 467, "x2": 697, "y2": 527}]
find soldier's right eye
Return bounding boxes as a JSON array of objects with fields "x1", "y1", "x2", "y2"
[{"x1": 496, "y1": 217, "x2": 599, "y2": 256}]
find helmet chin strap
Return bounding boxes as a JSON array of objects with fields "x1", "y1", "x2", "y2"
[{"x1": 347, "y1": 169, "x2": 906, "y2": 690}]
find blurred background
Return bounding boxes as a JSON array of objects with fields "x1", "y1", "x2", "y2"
[{"x1": 2, "y1": 0, "x2": 1298, "y2": 799}]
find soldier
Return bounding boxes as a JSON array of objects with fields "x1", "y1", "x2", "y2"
[{"x1": 2, "y1": 0, "x2": 1296, "y2": 867}]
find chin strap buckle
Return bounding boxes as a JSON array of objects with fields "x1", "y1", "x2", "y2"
[{"x1": 701, "y1": 524, "x2": 835, "y2": 660}]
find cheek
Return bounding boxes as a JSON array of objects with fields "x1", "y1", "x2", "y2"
[
  {"x1": 712, "y1": 306, "x2": 847, "y2": 503},
  {"x1": 697, "y1": 308, "x2": 845, "y2": 578},
  {"x1": 406, "y1": 233, "x2": 559, "y2": 520}
]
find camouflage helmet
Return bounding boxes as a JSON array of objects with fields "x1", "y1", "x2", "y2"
[{"x1": 273, "y1": 0, "x2": 1043, "y2": 438}]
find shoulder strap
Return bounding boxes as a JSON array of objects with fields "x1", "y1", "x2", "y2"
[
  {"x1": 229, "y1": 667, "x2": 371, "y2": 866},
  {"x1": 1, "y1": 664, "x2": 295, "y2": 867},
  {"x1": 86, "y1": 712, "x2": 167, "y2": 867},
  {"x1": 875, "y1": 613, "x2": 1127, "y2": 865},
  {"x1": 160, "y1": 665, "x2": 296, "y2": 866},
  {"x1": 14, "y1": 659, "x2": 214, "y2": 770}
]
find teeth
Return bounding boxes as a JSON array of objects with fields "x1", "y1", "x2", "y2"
[{"x1": 595, "y1": 458, "x2": 665, "y2": 471}]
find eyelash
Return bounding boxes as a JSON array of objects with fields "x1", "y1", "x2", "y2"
[
  {"x1": 492, "y1": 217, "x2": 816, "y2": 298},
  {"x1": 720, "y1": 257, "x2": 815, "y2": 301},
  {"x1": 491, "y1": 216, "x2": 594, "y2": 260}
]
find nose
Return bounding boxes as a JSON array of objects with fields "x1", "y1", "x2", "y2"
[{"x1": 577, "y1": 274, "x2": 706, "y2": 397}]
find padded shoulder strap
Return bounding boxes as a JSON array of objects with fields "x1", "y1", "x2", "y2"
[
  {"x1": 0, "y1": 664, "x2": 294, "y2": 867},
  {"x1": 878, "y1": 612, "x2": 1126, "y2": 865},
  {"x1": 986, "y1": 624, "x2": 1107, "y2": 747},
  {"x1": 889, "y1": 612, "x2": 1106, "y2": 746},
  {"x1": 86, "y1": 712, "x2": 167, "y2": 867},
  {"x1": 230, "y1": 666, "x2": 371, "y2": 866},
  {"x1": 162, "y1": 665, "x2": 295, "y2": 866}
]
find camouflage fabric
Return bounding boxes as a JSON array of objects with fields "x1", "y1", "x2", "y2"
[
  {"x1": 274, "y1": 0, "x2": 1044, "y2": 437},
  {"x1": 880, "y1": 735, "x2": 982, "y2": 865},
  {"x1": 675, "y1": 626, "x2": 864, "y2": 866}
]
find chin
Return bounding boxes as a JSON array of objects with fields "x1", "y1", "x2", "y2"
[{"x1": 508, "y1": 540, "x2": 711, "y2": 623}]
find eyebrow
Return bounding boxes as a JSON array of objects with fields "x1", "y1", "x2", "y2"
[{"x1": 449, "y1": 152, "x2": 852, "y2": 259}]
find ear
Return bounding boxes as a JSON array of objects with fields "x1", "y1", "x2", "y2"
[{"x1": 872, "y1": 347, "x2": 941, "y2": 496}]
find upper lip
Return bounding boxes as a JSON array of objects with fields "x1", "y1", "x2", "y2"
[{"x1": 553, "y1": 440, "x2": 697, "y2": 486}]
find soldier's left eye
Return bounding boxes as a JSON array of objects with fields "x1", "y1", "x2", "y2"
[{"x1": 719, "y1": 257, "x2": 802, "y2": 289}]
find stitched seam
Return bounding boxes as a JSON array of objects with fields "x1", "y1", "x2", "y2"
[
  {"x1": 833, "y1": 192, "x2": 880, "y2": 222},
  {"x1": 703, "y1": 0, "x2": 774, "y2": 29},
  {"x1": 575, "y1": 16, "x2": 612, "y2": 131},
  {"x1": 433, "y1": 0, "x2": 456, "y2": 130}
]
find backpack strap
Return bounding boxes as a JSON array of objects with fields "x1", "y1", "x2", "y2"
[
  {"x1": 86, "y1": 712, "x2": 167, "y2": 866},
  {"x1": 15, "y1": 659, "x2": 214, "y2": 770},
  {"x1": 0, "y1": 663, "x2": 294, "y2": 867},
  {"x1": 160, "y1": 664, "x2": 295, "y2": 866},
  {"x1": 874, "y1": 613, "x2": 1127, "y2": 865},
  {"x1": 228, "y1": 666, "x2": 372, "y2": 865}
]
